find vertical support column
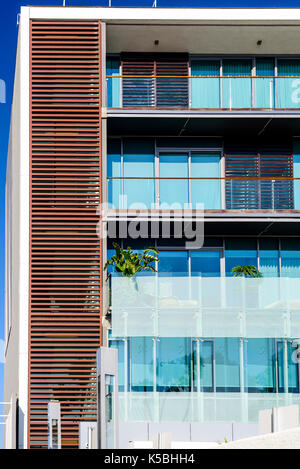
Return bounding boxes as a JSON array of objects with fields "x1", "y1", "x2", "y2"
[
  {"x1": 97, "y1": 347, "x2": 119, "y2": 449},
  {"x1": 48, "y1": 401, "x2": 61, "y2": 450}
]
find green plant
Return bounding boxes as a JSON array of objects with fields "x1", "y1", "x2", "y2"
[
  {"x1": 104, "y1": 243, "x2": 159, "y2": 277},
  {"x1": 231, "y1": 265, "x2": 263, "y2": 278}
]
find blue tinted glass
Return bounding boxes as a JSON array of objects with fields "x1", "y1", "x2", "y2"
[
  {"x1": 225, "y1": 239, "x2": 257, "y2": 276},
  {"x1": 106, "y1": 56, "x2": 121, "y2": 108},
  {"x1": 281, "y1": 239, "x2": 300, "y2": 278},
  {"x1": 223, "y1": 59, "x2": 252, "y2": 108},
  {"x1": 123, "y1": 139, "x2": 155, "y2": 209},
  {"x1": 191, "y1": 60, "x2": 220, "y2": 108},
  {"x1": 191, "y1": 154, "x2": 221, "y2": 209},
  {"x1": 107, "y1": 140, "x2": 121, "y2": 208},
  {"x1": 193, "y1": 340, "x2": 214, "y2": 391},
  {"x1": 255, "y1": 58, "x2": 275, "y2": 109},
  {"x1": 277, "y1": 60, "x2": 300, "y2": 108},
  {"x1": 157, "y1": 338, "x2": 191, "y2": 391},
  {"x1": 259, "y1": 238, "x2": 279, "y2": 277},
  {"x1": 158, "y1": 251, "x2": 189, "y2": 276},
  {"x1": 109, "y1": 339, "x2": 126, "y2": 391},
  {"x1": 277, "y1": 340, "x2": 299, "y2": 393},
  {"x1": 244, "y1": 339, "x2": 275, "y2": 392},
  {"x1": 215, "y1": 338, "x2": 240, "y2": 391},
  {"x1": 191, "y1": 251, "x2": 220, "y2": 277},
  {"x1": 159, "y1": 153, "x2": 189, "y2": 207},
  {"x1": 130, "y1": 337, "x2": 153, "y2": 392}
]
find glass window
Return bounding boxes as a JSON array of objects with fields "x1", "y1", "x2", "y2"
[
  {"x1": 191, "y1": 59, "x2": 220, "y2": 109},
  {"x1": 259, "y1": 238, "x2": 279, "y2": 277},
  {"x1": 130, "y1": 337, "x2": 154, "y2": 392},
  {"x1": 277, "y1": 340, "x2": 299, "y2": 394},
  {"x1": 225, "y1": 239, "x2": 258, "y2": 276},
  {"x1": 277, "y1": 59, "x2": 300, "y2": 109},
  {"x1": 191, "y1": 153, "x2": 221, "y2": 209},
  {"x1": 223, "y1": 59, "x2": 252, "y2": 108},
  {"x1": 158, "y1": 250, "x2": 189, "y2": 277},
  {"x1": 109, "y1": 337, "x2": 126, "y2": 392},
  {"x1": 244, "y1": 339, "x2": 276, "y2": 393},
  {"x1": 191, "y1": 250, "x2": 221, "y2": 277},
  {"x1": 123, "y1": 139, "x2": 155, "y2": 209},
  {"x1": 255, "y1": 58, "x2": 275, "y2": 109},
  {"x1": 281, "y1": 239, "x2": 300, "y2": 278},
  {"x1": 106, "y1": 56, "x2": 121, "y2": 108},
  {"x1": 215, "y1": 338, "x2": 240, "y2": 392},
  {"x1": 107, "y1": 140, "x2": 121, "y2": 208},
  {"x1": 193, "y1": 339, "x2": 214, "y2": 392},
  {"x1": 159, "y1": 153, "x2": 189, "y2": 208},
  {"x1": 157, "y1": 338, "x2": 191, "y2": 392}
]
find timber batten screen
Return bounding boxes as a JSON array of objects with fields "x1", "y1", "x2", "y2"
[
  {"x1": 121, "y1": 53, "x2": 189, "y2": 108},
  {"x1": 29, "y1": 20, "x2": 102, "y2": 449},
  {"x1": 225, "y1": 144, "x2": 294, "y2": 210}
]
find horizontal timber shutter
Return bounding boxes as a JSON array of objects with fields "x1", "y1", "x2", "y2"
[
  {"x1": 29, "y1": 19, "x2": 102, "y2": 449},
  {"x1": 121, "y1": 53, "x2": 189, "y2": 107},
  {"x1": 224, "y1": 143, "x2": 293, "y2": 209}
]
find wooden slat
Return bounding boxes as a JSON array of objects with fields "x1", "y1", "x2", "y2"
[
  {"x1": 29, "y1": 19, "x2": 102, "y2": 449},
  {"x1": 224, "y1": 143, "x2": 294, "y2": 210}
]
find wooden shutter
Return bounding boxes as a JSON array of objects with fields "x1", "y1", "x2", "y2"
[
  {"x1": 225, "y1": 143, "x2": 293, "y2": 209},
  {"x1": 121, "y1": 53, "x2": 189, "y2": 108},
  {"x1": 29, "y1": 20, "x2": 102, "y2": 449}
]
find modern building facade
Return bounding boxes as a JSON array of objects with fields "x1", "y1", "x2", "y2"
[{"x1": 5, "y1": 6, "x2": 300, "y2": 448}]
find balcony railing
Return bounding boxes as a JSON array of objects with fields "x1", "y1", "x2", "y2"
[
  {"x1": 106, "y1": 75, "x2": 300, "y2": 110},
  {"x1": 111, "y1": 276, "x2": 300, "y2": 338},
  {"x1": 107, "y1": 177, "x2": 299, "y2": 210}
]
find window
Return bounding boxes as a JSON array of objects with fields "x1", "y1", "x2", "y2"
[
  {"x1": 256, "y1": 58, "x2": 275, "y2": 108},
  {"x1": 259, "y1": 238, "x2": 279, "y2": 277},
  {"x1": 225, "y1": 239, "x2": 258, "y2": 277},
  {"x1": 277, "y1": 59, "x2": 300, "y2": 109},
  {"x1": 281, "y1": 238, "x2": 300, "y2": 278},
  {"x1": 191, "y1": 60, "x2": 220, "y2": 108},
  {"x1": 106, "y1": 56, "x2": 121, "y2": 108},
  {"x1": 157, "y1": 338, "x2": 191, "y2": 392},
  {"x1": 223, "y1": 59, "x2": 252, "y2": 108},
  {"x1": 244, "y1": 339, "x2": 276, "y2": 393},
  {"x1": 122, "y1": 53, "x2": 189, "y2": 108},
  {"x1": 123, "y1": 139, "x2": 155, "y2": 209},
  {"x1": 159, "y1": 153, "x2": 189, "y2": 207},
  {"x1": 225, "y1": 144, "x2": 293, "y2": 210},
  {"x1": 130, "y1": 337, "x2": 154, "y2": 392}
]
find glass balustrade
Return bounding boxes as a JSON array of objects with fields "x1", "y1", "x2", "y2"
[
  {"x1": 107, "y1": 177, "x2": 298, "y2": 210},
  {"x1": 107, "y1": 75, "x2": 300, "y2": 110}
]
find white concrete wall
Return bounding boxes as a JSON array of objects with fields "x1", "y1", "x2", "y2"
[
  {"x1": 4, "y1": 7, "x2": 30, "y2": 449},
  {"x1": 220, "y1": 426, "x2": 300, "y2": 449}
]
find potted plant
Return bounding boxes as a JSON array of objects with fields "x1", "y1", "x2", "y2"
[
  {"x1": 231, "y1": 265, "x2": 263, "y2": 278},
  {"x1": 104, "y1": 243, "x2": 159, "y2": 320}
]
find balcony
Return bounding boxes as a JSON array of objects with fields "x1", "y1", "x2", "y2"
[
  {"x1": 111, "y1": 276, "x2": 300, "y2": 338},
  {"x1": 109, "y1": 276, "x2": 300, "y2": 423},
  {"x1": 107, "y1": 177, "x2": 299, "y2": 211},
  {"x1": 107, "y1": 75, "x2": 300, "y2": 111}
]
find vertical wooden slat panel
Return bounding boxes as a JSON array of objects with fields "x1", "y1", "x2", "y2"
[{"x1": 29, "y1": 19, "x2": 102, "y2": 449}]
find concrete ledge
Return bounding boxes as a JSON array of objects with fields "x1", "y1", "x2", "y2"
[{"x1": 220, "y1": 426, "x2": 300, "y2": 449}]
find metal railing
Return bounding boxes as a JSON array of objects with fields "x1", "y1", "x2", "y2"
[
  {"x1": 106, "y1": 75, "x2": 300, "y2": 110},
  {"x1": 107, "y1": 176, "x2": 298, "y2": 210}
]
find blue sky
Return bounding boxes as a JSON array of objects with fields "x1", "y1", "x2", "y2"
[{"x1": 1, "y1": 0, "x2": 300, "y2": 447}]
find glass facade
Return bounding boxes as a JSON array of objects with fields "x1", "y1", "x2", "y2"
[
  {"x1": 108, "y1": 236, "x2": 300, "y2": 421},
  {"x1": 109, "y1": 335, "x2": 300, "y2": 395},
  {"x1": 107, "y1": 55, "x2": 300, "y2": 109},
  {"x1": 107, "y1": 137, "x2": 298, "y2": 211}
]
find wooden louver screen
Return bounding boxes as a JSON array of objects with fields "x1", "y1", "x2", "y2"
[
  {"x1": 29, "y1": 20, "x2": 102, "y2": 449},
  {"x1": 122, "y1": 53, "x2": 189, "y2": 108},
  {"x1": 225, "y1": 145, "x2": 294, "y2": 210}
]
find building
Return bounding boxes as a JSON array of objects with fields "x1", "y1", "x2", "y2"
[{"x1": 4, "y1": 5, "x2": 300, "y2": 449}]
